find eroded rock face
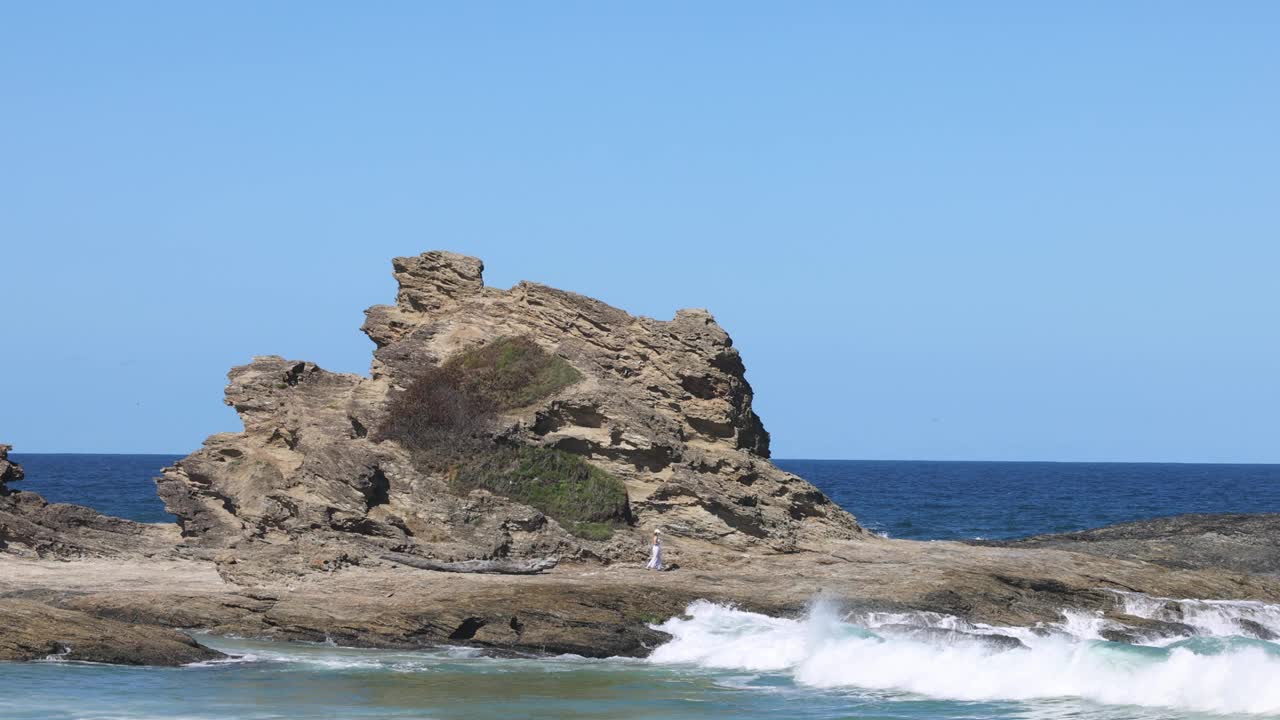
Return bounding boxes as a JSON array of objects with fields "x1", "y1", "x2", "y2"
[
  {"x1": 156, "y1": 251, "x2": 865, "y2": 578},
  {"x1": 0, "y1": 444, "x2": 23, "y2": 485}
]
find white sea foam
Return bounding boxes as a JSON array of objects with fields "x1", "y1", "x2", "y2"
[
  {"x1": 1114, "y1": 590, "x2": 1280, "y2": 638},
  {"x1": 648, "y1": 599, "x2": 1280, "y2": 715},
  {"x1": 1056, "y1": 608, "x2": 1112, "y2": 640},
  {"x1": 182, "y1": 653, "x2": 263, "y2": 668}
]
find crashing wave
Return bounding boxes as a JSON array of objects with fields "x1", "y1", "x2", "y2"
[
  {"x1": 1112, "y1": 590, "x2": 1280, "y2": 640},
  {"x1": 647, "y1": 598, "x2": 1280, "y2": 715}
]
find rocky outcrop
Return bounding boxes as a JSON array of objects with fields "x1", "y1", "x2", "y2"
[
  {"x1": 156, "y1": 251, "x2": 865, "y2": 581},
  {"x1": 0, "y1": 492, "x2": 181, "y2": 558},
  {"x1": 0, "y1": 446, "x2": 226, "y2": 665},
  {"x1": 0, "y1": 598, "x2": 223, "y2": 665},
  {"x1": 1097, "y1": 614, "x2": 1196, "y2": 644},
  {"x1": 973, "y1": 513, "x2": 1280, "y2": 576},
  {"x1": 0, "y1": 444, "x2": 178, "y2": 559},
  {"x1": 54, "y1": 575, "x2": 685, "y2": 658},
  {"x1": 872, "y1": 624, "x2": 1028, "y2": 651},
  {"x1": 0, "y1": 444, "x2": 23, "y2": 485},
  {"x1": 10, "y1": 527, "x2": 1280, "y2": 663}
]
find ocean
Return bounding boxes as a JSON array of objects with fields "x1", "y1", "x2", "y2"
[
  {"x1": 16, "y1": 454, "x2": 1280, "y2": 541},
  {"x1": 5, "y1": 454, "x2": 1280, "y2": 719}
]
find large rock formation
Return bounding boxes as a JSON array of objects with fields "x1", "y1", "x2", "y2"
[{"x1": 157, "y1": 251, "x2": 865, "y2": 581}]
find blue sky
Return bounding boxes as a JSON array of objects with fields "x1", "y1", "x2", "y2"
[{"x1": 2, "y1": 2, "x2": 1276, "y2": 461}]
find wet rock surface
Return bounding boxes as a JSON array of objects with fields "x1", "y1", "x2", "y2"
[
  {"x1": 1236, "y1": 618, "x2": 1278, "y2": 640},
  {"x1": 873, "y1": 624, "x2": 1029, "y2": 651},
  {"x1": 0, "y1": 598, "x2": 223, "y2": 666},
  {"x1": 1097, "y1": 614, "x2": 1198, "y2": 644}
]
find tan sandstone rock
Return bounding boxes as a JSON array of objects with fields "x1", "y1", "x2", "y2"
[{"x1": 156, "y1": 251, "x2": 866, "y2": 582}]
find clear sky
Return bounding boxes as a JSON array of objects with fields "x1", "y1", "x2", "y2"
[{"x1": 2, "y1": 2, "x2": 1277, "y2": 461}]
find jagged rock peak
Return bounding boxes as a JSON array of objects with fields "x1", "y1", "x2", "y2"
[
  {"x1": 392, "y1": 251, "x2": 486, "y2": 312},
  {"x1": 0, "y1": 444, "x2": 23, "y2": 487},
  {"x1": 363, "y1": 251, "x2": 771, "y2": 457}
]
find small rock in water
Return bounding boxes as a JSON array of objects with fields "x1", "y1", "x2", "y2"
[
  {"x1": 874, "y1": 624, "x2": 1028, "y2": 651},
  {"x1": 1099, "y1": 614, "x2": 1196, "y2": 644},
  {"x1": 1236, "y1": 618, "x2": 1278, "y2": 641}
]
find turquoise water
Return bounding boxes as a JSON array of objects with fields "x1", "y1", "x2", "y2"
[
  {"x1": 0, "y1": 640, "x2": 1031, "y2": 720},
  {"x1": 5, "y1": 455, "x2": 1280, "y2": 718},
  {"x1": 5, "y1": 601, "x2": 1279, "y2": 720}
]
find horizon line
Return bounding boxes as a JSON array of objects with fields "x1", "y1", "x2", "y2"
[{"x1": 9, "y1": 451, "x2": 1279, "y2": 467}]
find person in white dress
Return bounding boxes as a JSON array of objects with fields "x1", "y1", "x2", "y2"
[{"x1": 645, "y1": 528, "x2": 663, "y2": 570}]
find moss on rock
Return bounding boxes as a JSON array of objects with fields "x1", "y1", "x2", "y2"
[
  {"x1": 380, "y1": 336, "x2": 624, "y2": 540},
  {"x1": 450, "y1": 336, "x2": 582, "y2": 410},
  {"x1": 454, "y1": 446, "x2": 629, "y2": 540}
]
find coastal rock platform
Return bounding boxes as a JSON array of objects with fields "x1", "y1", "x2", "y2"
[{"x1": 973, "y1": 513, "x2": 1280, "y2": 576}]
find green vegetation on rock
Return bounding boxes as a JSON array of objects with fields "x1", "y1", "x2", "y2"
[
  {"x1": 380, "y1": 335, "x2": 626, "y2": 540},
  {"x1": 569, "y1": 521, "x2": 618, "y2": 541},
  {"x1": 450, "y1": 336, "x2": 582, "y2": 410},
  {"x1": 380, "y1": 336, "x2": 582, "y2": 453},
  {"x1": 453, "y1": 446, "x2": 629, "y2": 540}
]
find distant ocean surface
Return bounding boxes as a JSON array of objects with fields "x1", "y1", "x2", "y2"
[
  {"x1": 11, "y1": 454, "x2": 181, "y2": 524},
  {"x1": 13, "y1": 453, "x2": 1280, "y2": 539},
  {"x1": 775, "y1": 458, "x2": 1280, "y2": 539},
  {"x1": 7, "y1": 453, "x2": 1280, "y2": 720}
]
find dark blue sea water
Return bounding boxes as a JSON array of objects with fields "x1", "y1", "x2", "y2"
[
  {"x1": 775, "y1": 459, "x2": 1280, "y2": 539},
  {"x1": 12, "y1": 454, "x2": 1280, "y2": 540},
  {"x1": 10, "y1": 453, "x2": 180, "y2": 524}
]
